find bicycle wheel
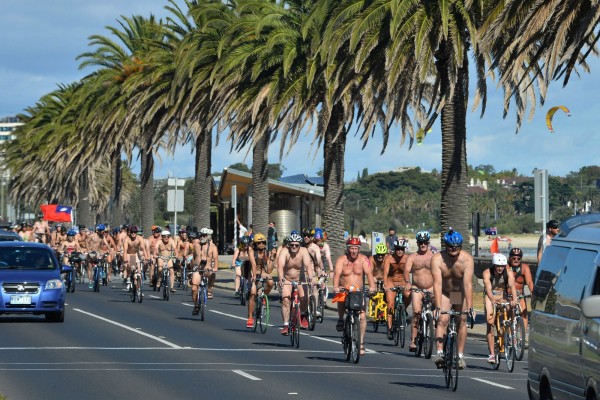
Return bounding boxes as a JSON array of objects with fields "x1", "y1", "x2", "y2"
[
  {"x1": 493, "y1": 337, "x2": 501, "y2": 370},
  {"x1": 93, "y1": 269, "x2": 100, "y2": 292},
  {"x1": 289, "y1": 302, "x2": 297, "y2": 346},
  {"x1": 350, "y1": 313, "x2": 361, "y2": 364},
  {"x1": 317, "y1": 290, "x2": 325, "y2": 323},
  {"x1": 513, "y1": 317, "x2": 526, "y2": 361},
  {"x1": 259, "y1": 295, "x2": 269, "y2": 334},
  {"x1": 294, "y1": 306, "x2": 301, "y2": 348},
  {"x1": 308, "y1": 295, "x2": 316, "y2": 331},
  {"x1": 504, "y1": 326, "x2": 516, "y2": 372},
  {"x1": 69, "y1": 272, "x2": 76, "y2": 293},
  {"x1": 450, "y1": 336, "x2": 459, "y2": 391},
  {"x1": 239, "y1": 277, "x2": 246, "y2": 306},
  {"x1": 199, "y1": 285, "x2": 206, "y2": 321},
  {"x1": 415, "y1": 315, "x2": 423, "y2": 358},
  {"x1": 253, "y1": 294, "x2": 260, "y2": 332},
  {"x1": 444, "y1": 338, "x2": 452, "y2": 388},
  {"x1": 424, "y1": 316, "x2": 435, "y2": 359},
  {"x1": 393, "y1": 308, "x2": 401, "y2": 346},
  {"x1": 163, "y1": 271, "x2": 170, "y2": 301},
  {"x1": 344, "y1": 316, "x2": 351, "y2": 361},
  {"x1": 78, "y1": 265, "x2": 85, "y2": 284},
  {"x1": 130, "y1": 282, "x2": 136, "y2": 302},
  {"x1": 399, "y1": 305, "x2": 407, "y2": 348},
  {"x1": 137, "y1": 275, "x2": 143, "y2": 303}
]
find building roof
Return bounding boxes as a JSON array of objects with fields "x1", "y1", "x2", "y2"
[
  {"x1": 279, "y1": 174, "x2": 324, "y2": 186},
  {"x1": 218, "y1": 169, "x2": 324, "y2": 200}
]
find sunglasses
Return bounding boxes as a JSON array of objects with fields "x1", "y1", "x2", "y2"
[
  {"x1": 510, "y1": 256, "x2": 522, "y2": 260},
  {"x1": 418, "y1": 241, "x2": 429, "y2": 245},
  {"x1": 289, "y1": 244, "x2": 300, "y2": 248},
  {"x1": 256, "y1": 241, "x2": 266, "y2": 245},
  {"x1": 448, "y1": 245, "x2": 461, "y2": 251},
  {"x1": 200, "y1": 234, "x2": 208, "y2": 237}
]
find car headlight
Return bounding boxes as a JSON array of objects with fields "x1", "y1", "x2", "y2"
[{"x1": 45, "y1": 279, "x2": 64, "y2": 290}]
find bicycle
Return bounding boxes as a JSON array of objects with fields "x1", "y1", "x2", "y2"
[
  {"x1": 512, "y1": 293, "x2": 530, "y2": 361},
  {"x1": 194, "y1": 268, "x2": 209, "y2": 321},
  {"x1": 306, "y1": 281, "x2": 317, "y2": 332},
  {"x1": 76, "y1": 253, "x2": 87, "y2": 284},
  {"x1": 91, "y1": 260, "x2": 101, "y2": 292},
  {"x1": 284, "y1": 280, "x2": 301, "y2": 348},
  {"x1": 176, "y1": 256, "x2": 191, "y2": 291},
  {"x1": 62, "y1": 252, "x2": 76, "y2": 293},
  {"x1": 340, "y1": 287, "x2": 368, "y2": 364},
  {"x1": 98, "y1": 252, "x2": 110, "y2": 286},
  {"x1": 158, "y1": 255, "x2": 176, "y2": 301},
  {"x1": 129, "y1": 260, "x2": 144, "y2": 303},
  {"x1": 411, "y1": 288, "x2": 434, "y2": 359},
  {"x1": 438, "y1": 309, "x2": 473, "y2": 391},
  {"x1": 316, "y1": 274, "x2": 329, "y2": 323},
  {"x1": 252, "y1": 276, "x2": 269, "y2": 333},
  {"x1": 492, "y1": 301, "x2": 516, "y2": 372},
  {"x1": 389, "y1": 286, "x2": 407, "y2": 347},
  {"x1": 239, "y1": 263, "x2": 251, "y2": 307},
  {"x1": 367, "y1": 281, "x2": 386, "y2": 333}
]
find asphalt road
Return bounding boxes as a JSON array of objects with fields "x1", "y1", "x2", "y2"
[{"x1": 0, "y1": 276, "x2": 530, "y2": 400}]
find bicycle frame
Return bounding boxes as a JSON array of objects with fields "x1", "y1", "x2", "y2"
[
  {"x1": 439, "y1": 309, "x2": 472, "y2": 391},
  {"x1": 493, "y1": 302, "x2": 516, "y2": 372},
  {"x1": 285, "y1": 281, "x2": 301, "y2": 348}
]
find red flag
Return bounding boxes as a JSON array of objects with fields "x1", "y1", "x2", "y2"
[{"x1": 40, "y1": 204, "x2": 73, "y2": 223}]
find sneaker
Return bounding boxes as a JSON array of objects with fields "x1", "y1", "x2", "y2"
[
  {"x1": 387, "y1": 330, "x2": 394, "y2": 340},
  {"x1": 246, "y1": 318, "x2": 254, "y2": 328},
  {"x1": 170, "y1": 288, "x2": 176, "y2": 293},
  {"x1": 126, "y1": 283, "x2": 131, "y2": 291},
  {"x1": 192, "y1": 306, "x2": 199, "y2": 316},
  {"x1": 280, "y1": 326, "x2": 289, "y2": 335},
  {"x1": 89, "y1": 282, "x2": 93, "y2": 289},
  {"x1": 458, "y1": 356, "x2": 466, "y2": 370},
  {"x1": 234, "y1": 291, "x2": 240, "y2": 299},
  {"x1": 336, "y1": 320, "x2": 345, "y2": 332},
  {"x1": 300, "y1": 316, "x2": 309, "y2": 329},
  {"x1": 434, "y1": 352, "x2": 445, "y2": 368},
  {"x1": 487, "y1": 354, "x2": 496, "y2": 364},
  {"x1": 316, "y1": 310, "x2": 322, "y2": 318}
]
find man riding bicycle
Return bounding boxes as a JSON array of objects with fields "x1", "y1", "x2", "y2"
[{"x1": 383, "y1": 238, "x2": 411, "y2": 340}]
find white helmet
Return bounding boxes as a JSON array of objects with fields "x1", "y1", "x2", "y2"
[
  {"x1": 492, "y1": 253, "x2": 507, "y2": 265},
  {"x1": 161, "y1": 230, "x2": 171, "y2": 237},
  {"x1": 200, "y1": 227, "x2": 212, "y2": 235}
]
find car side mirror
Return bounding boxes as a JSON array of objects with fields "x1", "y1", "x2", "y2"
[
  {"x1": 61, "y1": 265, "x2": 74, "y2": 273},
  {"x1": 581, "y1": 295, "x2": 600, "y2": 319}
]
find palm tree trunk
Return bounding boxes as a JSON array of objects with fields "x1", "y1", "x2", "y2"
[
  {"x1": 78, "y1": 167, "x2": 93, "y2": 228},
  {"x1": 323, "y1": 103, "x2": 347, "y2": 260},
  {"x1": 193, "y1": 127, "x2": 212, "y2": 229},
  {"x1": 438, "y1": 41, "x2": 470, "y2": 244},
  {"x1": 251, "y1": 129, "x2": 270, "y2": 235},
  {"x1": 109, "y1": 144, "x2": 122, "y2": 227},
  {"x1": 140, "y1": 141, "x2": 154, "y2": 237}
]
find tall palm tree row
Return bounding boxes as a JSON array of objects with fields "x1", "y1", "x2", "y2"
[{"x1": 5, "y1": 0, "x2": 600, "y2": 258}]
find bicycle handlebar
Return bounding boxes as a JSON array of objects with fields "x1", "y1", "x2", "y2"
[{"x1": 438, "y1": 309, "x2": 475, "y2": 329}]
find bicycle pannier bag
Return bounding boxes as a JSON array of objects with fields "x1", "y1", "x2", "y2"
[{"x1": 345, "y1": 291, "x2": 364, "y2": 310}]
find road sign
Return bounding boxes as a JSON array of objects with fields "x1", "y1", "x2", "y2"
[{"x1": 167, "y1": 190, "x2": 184, "y2": 212}]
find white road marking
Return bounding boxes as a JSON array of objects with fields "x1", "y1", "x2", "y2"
[
  {"x1": 470, "y1": 377, "x2": 514, "y2": 389},
  {"x1": 149, "y1": 295, "x2": 160, "y2": 299},
  {"x1": 232, "y1": 369, "x2": 261, "y2": 380},
  {"x1": 73, "y1": 308, "x2": 182, "y2": 348}
]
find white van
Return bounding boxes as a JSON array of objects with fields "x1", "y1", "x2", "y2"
[{"x1": 528, "y1": 214, "x2": 600, "y2": 400}]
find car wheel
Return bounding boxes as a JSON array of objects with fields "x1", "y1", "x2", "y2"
[{"x1": 45, "y1": 310, "x2": 65, "y2": 323}]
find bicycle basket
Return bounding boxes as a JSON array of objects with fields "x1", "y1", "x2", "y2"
[{"x1": 345, "y1": 291, "x2": 364, "y2": 311}]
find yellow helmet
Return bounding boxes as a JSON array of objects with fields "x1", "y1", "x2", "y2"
[{"x1": 253, "y1": 233, "x2": 267, "y2": 243}]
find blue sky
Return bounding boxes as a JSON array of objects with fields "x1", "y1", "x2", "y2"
[{"x1": 1, "y1": 0, "x2": 598, "y2": 180}]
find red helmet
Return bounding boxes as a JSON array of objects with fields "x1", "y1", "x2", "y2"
[{"x1": 346, "y1": 237, "x2": 361, "y2": 247}]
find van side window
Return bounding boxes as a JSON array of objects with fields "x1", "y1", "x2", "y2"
[
  {"x1": 533, "y1": 246, "x2": 569, "y2": 314},
  {"x1": 554, "y1": 249, "x2": 598, "y2": 320},
  {"x1": 592, "y1": 265, "x2": 600, "y2": 296}
]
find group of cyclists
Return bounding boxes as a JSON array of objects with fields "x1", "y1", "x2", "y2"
[{"x1": 15, "y1": 214, "x2": 534, "y2": 367}]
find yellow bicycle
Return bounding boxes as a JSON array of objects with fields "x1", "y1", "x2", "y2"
[{"x1": 368, "y1": 281, "x2": 387, "y2": 332}]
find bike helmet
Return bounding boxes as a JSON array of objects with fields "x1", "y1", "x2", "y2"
[
  {"x1": 375, "y1": 242, "x2": 388, "y2": 255},
  {"x1": 240, "y1": 235, "x2": 251, "y2": 245},
  {"x1": 272, "y1": 242, "x2": 278, "y2": 249},
  {"x1": 96, "y1": 224, "x2": 105, "y2": 231},
  {"x1": 253, "y1": 233, "x2": 267, "y2": 243},
  {"x1": 161, "y1": 230, "x2": 171, "y2": 237},
  {"x1": 67, "y1": 229, "x2": 77, "y2": 236},
  {"x1": 393, "y1": 238, "x2": 408, "y2": 249},
  {"x1": 188, "y1": 231, "x2": 198, "y2": 239},
  {"x1": 313, "y1": 228, "x2": 324, "y2": 240},
  {"x1": 152, "y1": 225, "x2": 162, "y2": 234},
  {"x1": 509, "y1": 248, "x2": 523, "y2": 258},
  {"x1": 178, "y1": 228, "x2": 187, "y2": 235},
  {"x1": 112, "y1": 227, "x2": 120, "y2": 235},
  {"x1": 346, "y1": 237, "x2": 361, "y2": 247},
  {"x1": 200, "y1": 227, "x2": 212, "y2": 235},
  {"x1": 492, "y1": 253, "x2": 508, "y2": 265},
  {"x1": 416, "y1": 230, "x2": 431, "y2": 242},
  {"x1": 443, "y1": 229, "x2": 463, "y2": 247},
  {"x1": 290, "y1": 230, "x2": 299, "y2": 236},
  {"x1": 129, "y1": 225, "x2": 139, "y2": 233},
  {"x1": 288, "y1": 233, "x2": 303, "y2": 243},
  {"x1": 302, "y1": 228, "x2": 314, "y2": 237}
]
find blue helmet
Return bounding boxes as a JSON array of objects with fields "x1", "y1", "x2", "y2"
[
  {"x1": 443, "y1": 229, "x2": 463, "y2": 247},
  {"x1": 97, "y1": 224, "x2": 106, "y2": 231},
  {"x1": 290, "y1": 230, "x2": 299, "y2": 236},
  {"x1": 67, "y1": 229, "x2": 77, "y2": 237},
  {"x1": 416, "y1": 230, "x2": 430, "y2": 242},
  {"x1": 314, "y1": 228, "x2": 324, "y2": 240}
]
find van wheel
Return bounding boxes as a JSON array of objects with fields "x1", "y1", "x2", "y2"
[
  {"x1": 539, "y1": 377, "x2": 553, "y2": 400},
  {"x1": 585, "y1": 388, "x2": 596, "y2": 400},
  {"x1": 527, "y1": 381, "x2": 534, "y2": 400}
]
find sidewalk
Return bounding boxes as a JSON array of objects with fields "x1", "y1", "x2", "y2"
[{"x1": 214, "y1": 254, "x2": 487, "y2": 339}]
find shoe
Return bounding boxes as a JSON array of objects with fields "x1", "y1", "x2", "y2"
[
  {"x1": 89, "y1": 282, "x2": 93, "y2": 289},
  {"x1": 487, "y1": 354, "x2": 496, "y2": 364},
  {"x1": 409, "y1": 342, "x2": 417, "y2": 352},
  {"x1": 192, "y1": 306, "x2": 199, "y2": 316},
  {"x1": 458, "y1": 356, "x2": 466, "y2": 370},
  {"x1": 336, "y1": 319, "x2": 344, "y2": 332},
  {"x1": 207, "y1": 291, "x2": 213, "y2": 299},
  {"x1": 300, "y1": 316, "x2": 308, "y2": 329},
  {"x1": 316, "y1": 310, "x2": 322, "y2": 318},
  {"x1": 234, "y1": 291, "x2": 240, "y2": 298},
  {"x1": 246, "y1": 318, "x2": 254, "y2": 328},
  {"x1": 170, "y1": 288, "x2": 176, "y2": 293},
  {"x1": 434, "y1": 353, "x2": 445, "y2": 368},
  {"x1": 281, "y1": 326, "x2": 289, "y2": 335},
  {"x1": 387, "y1": 330, "x2": 394, "y2": 340},
  {"x1": 126, "y1": 283, "x2": 131, "y2": 291}
]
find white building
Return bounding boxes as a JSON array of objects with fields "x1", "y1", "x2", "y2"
[{"x1": 0, "y1": 116, "x2": 21, "y2": 223}]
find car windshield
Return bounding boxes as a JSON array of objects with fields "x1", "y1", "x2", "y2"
[{"x1": 0, "y1": 248, "x2": 56, "y2": 270}]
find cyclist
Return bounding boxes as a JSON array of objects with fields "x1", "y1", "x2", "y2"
[
  {"x1": 175, "y1": 228, "x2": 193, "y2": 280},
  {"x1": 51, "y1": 224, "x2": 67, "y2": 249},
  {"x1": 333, "y1": 237, "x2": 375, "y2": 356},
  {"x1": 370, "y1": 243, "x2": 388, "y2": 284},
  {"x1": 154, "y1": 230, "x2": 177, "y2": 293},
  {"x1": 147, "y1": 226, "x2": 162, "y2": 288},
  {"x1": 483, "y1": 253, "x2": 518, "y2": 364},
  {"x1": 315, "y1": 229, "x2": 333, "y2": 275},
  {"x1": 85, "y1": 225, "x2": 104, "y2": 286},
  {"x1": 59, "y1": 229, "x2": 82, "y2": 265},
  {"x1": 383, "y1": 238, "x2": 411, "y2": 340},
  {"x1": 246, "y1": 233, "x2": 273, "y2": 328},
  {"x1": 232, "y1": 236, "x2": 253, "y2": 298},
  {"x1": 431, "y1": 229, "x2": 474, "y2": 370},
  {"x1": 508, "y1": 247, "x2": 534, "y2": 343},
  {"x1": 32, "y1": 213, "x2": 50, "y2": 243},
  {"x1": 277, "y1": 233, "x2": 313, "y2": 334},
  {"x1": 123, "y1": 226, "x2": 149, "y2": 291},
  {"x1": 191, "y1": 227, "x2": 219, "y2": 314},
  {"x1": 97, "y1": 224, "x2": 116, "y2": 283}
]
